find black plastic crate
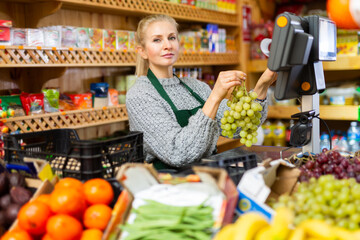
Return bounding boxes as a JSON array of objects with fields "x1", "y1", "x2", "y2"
[
  {"x1": 3, "y1": 129, "x2": 144, "y2": 180},
  {"x1": 199, "y1": 147, "x2": 258, "y2": 185}
]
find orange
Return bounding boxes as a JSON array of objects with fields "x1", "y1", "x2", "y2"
[
  {"x1": 17, "y1": 201, "x2": 52, "y2": 235},
  {"x1": 42, "y1": 234, "x2": 55, "y2": 240},
  {"x1": 80, "y1": 229, "x2": 103, "y2": 240},
  {"x1": 36, "y1": 194, "x2": 52, "y2": 206},
  {"x1": 55, "y1": 178, "x2": 84, "y2": 193},
  {"x1": 83, "y1": 178, "x2": 114, "y2": 205},
  {"x1": 49, "y1": 187, "x2": 86, "y2": 218},
  {"x1": 83, "y1": 204, "x2": 112, "y2": 230},
  {"x1": 327, "y1": 0, "x2": 359, "y2": 29},
  {"x1": 46, "y1": 214, "x2": 83, "y2": 240},
  {"x1": 1, "y1": 229, "x2": 33, "y2": 240}
]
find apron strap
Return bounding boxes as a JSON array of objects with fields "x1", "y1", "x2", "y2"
[
  {"x1": 147, "y1": 69, "x2": 179, "y2": 112},
  {"x1": 174, "y1": 74, "x2": 206, "y2": 105}
]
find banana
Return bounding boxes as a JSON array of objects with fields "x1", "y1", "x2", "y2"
[
  {"x1": 353, "y1": 230, "x2": 360, "y2": 240},
  {"x1": 213, "y1": 224, "x2": 237, "y2": 240},
  {"x1": 234, "y1": 212, "x2": 270, "y2": 240},
  {"x1": 288, "y1": 226, "x2": 305, "y2": 240},
  {"x1": 298, "y1": 220, "x2": 335, "y2": 240},
  {"x1": 271, "y1": 207, "x2": 294, "y2": 240},
  {"x1": 254, "y1": 226, "x2": 273, "y2": 240},
  {"x1": 332, "y1": 227, "x2": 356, "y2": 240}
]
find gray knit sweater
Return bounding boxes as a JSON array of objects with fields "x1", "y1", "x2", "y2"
[{"x1": 126, "y1": 75, "x2": 268, "y2": 167}]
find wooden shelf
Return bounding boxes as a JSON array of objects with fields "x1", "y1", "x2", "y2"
[
  {"x1": 248, "y1": 56, "x2": 360, "y2": 73},
  {"x1": 7, "y1": 0, "x2": 238, "y2": 27},
  {"x1": 268, "y1": 105, "x2": 359, "y2": 121},
  {"x1": 0, "y1": 46, "x2": 239, "y2": 67},
  {"x1": 2, "y1": 105, "x2": 128, "y2": 133}
]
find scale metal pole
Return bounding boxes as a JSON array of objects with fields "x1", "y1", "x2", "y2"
[{"x1": 301, "y1": 93, "x2": 320, "y2": 154}]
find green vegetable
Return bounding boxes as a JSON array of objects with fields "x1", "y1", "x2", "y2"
[{"x1": 120, "y1": 200, "x2": 215, "y2": 240}]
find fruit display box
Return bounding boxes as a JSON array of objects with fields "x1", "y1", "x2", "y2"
[
  {"x1": 9, "y1": 177, "x2": 58, "y2": 231},
  {"x1": 103, "y1": 163, "x2": 239, "y2": 240},
  {"x1": 236, "y1": 159, "x2": 301, "y2": 221}
]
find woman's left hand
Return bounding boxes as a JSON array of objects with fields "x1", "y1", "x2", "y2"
[
  {"x1": 210, "y1": 70, "x2": 247, "y2": 103},
  {"x1": 253, "y1": 68, "x2": 277, "y2": 100}
]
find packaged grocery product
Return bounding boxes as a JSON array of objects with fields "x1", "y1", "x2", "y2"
[
  {"x1": 108, "y1": 88, "x2": 119, "y2": 106},
  {"x1": 59, "y1": 93, "x2": 76, "y2": 111},
  {"x1": 89, "y1": 28, "x2": 103, "y2": 48},
  {"x1": 43, "y1": 30, "x2": 61, "y2": 48},
  {"x1": 11, "y1": 28, "x2": 26, "y2": 46},
  {"x1": 91, "y1": 83, "x2": 109, "y2": 108},
  {"x1": 65, "y1": 93, "x2": 92, "y2": 110},
  {"x1": 273, "y1": 120, "x2": 286, "y2": 147},
  {"x1": 20, "y1": 93, "x2": 45, "y2": 115},
  {"x1": 0, "y1": 20, "x2": 12, "y2": 45},
  {"x1": 104, "y1": 29, "x2": 116, "y2": 50},
  {"x1": 128, "y1": 31, "x2": 135, "y2": 50},
  {"x1": 326, "y1": 87, "x2": 356, "y2": 105},
  {"x1": 26, "y1": 29, "x2": 44, "y2": 47},
  {"x1": 0, "y1": 95, "x2": 25, "y2": 118},
  {"x1": 115, "y1": 76, "x2": 126, "y2": 104},
  {"x1": 337, "y1": 29, "x2": 359, "y2": 56},
  {"x1": 76, "y1": 27, "x2": 90, "y2": 48},
  {"x1": 61, "y1": 26, "x2": 77, "y2": 48},
  {"x1": 116, "y1": 30, "x2": 129, "y2": 51},
  {"x1": 42, "y1": 88, "x2": 59, "y2": 113}
]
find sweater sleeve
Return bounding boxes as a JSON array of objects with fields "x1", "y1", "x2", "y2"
[{"x1": 126, "y1": 90, "x2": 219, "y2": 168}]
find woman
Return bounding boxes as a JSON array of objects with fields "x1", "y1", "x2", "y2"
[{"x1": 126, "y1": 14, "x2": 276, "y2": 169}]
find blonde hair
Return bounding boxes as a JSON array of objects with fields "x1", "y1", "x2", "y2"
[{"x1": 135, "y1": 14, "x2": 179, "y2": 77}]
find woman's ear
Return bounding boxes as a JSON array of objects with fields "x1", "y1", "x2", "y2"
[{"x1": 137, "y1": 46, "x2": 148, "y2": 60}]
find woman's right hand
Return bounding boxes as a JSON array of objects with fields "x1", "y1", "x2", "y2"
[{"x1": 210, "y1": 70, "x2": 246, "y2": 103}]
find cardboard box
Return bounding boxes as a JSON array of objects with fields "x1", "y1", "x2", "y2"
[
  {"x1": 236, "y1": 159, "x2": 300, "y2": 221},
  {"x1": 10, "y1": 177, "x2": 58, "y2": 231},
  {"x1": 103, "y1": 163, "x2": 239, "y2": 240}
]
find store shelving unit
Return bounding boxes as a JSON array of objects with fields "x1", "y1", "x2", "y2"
[
  {"x1": 2, "y1": 105, "x2": 128, "y2": 133},
  {"x1": 0, "y1": 46, "x2": 239, "y2": 67},
  {"x1": 0, "y1": 0, "x2": 240, "y2": 134},
  {"x1": 8, "y1": 0, "x2": 237, "y2": 27},
  {"x1": 267, "y1": 105, "x2": 359, "y2": 121},
  {"x1": 248, "y1": 56, "x2": 360, "y2": 73},
  {"x1": 248, "y1": 56, "x2": 360, "y2": 121}
]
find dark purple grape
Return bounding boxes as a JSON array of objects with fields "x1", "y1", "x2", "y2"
[
  {"x1": 334, "y1": 166, "x2": 342, "y2": 174},
  {"x1": 334, "y1": 157, "x2": 341, "y2": 165},
  {"x1": 321, "y1": 164, "x2": 329, "y2": 171},
  {"x1": 339, "y1": 172, "x2": 348, "y2": 179},
  {"x1": 299, "y1": 175, "x2": 309, "y2": 182},
  {"x1": 314, "y1": 172, "x2": 321, "y2": 178},
  {"x1": 333, "y1": 151, "x2": 341, "y2": 159},
  {"x1": 322, "y1": 148, "x2": 328, "y2": 153},
  {"x1": 354, "y1": 158, "x2": 360, "y2": 165},
  {"x1": 325, "y1": 165, "x2": 334, "y2": 174},
  {"x1": 348, "y1": 172, "x2": 356, "y2": 178},
  {"x1": 314, "y1": 168, "x2": 322, "y2": 174},
  {"x1": 354, "y1": 164, "x2": 360, "y2": 173},
  {"x1": 347, "y1": 165, "x2": 355, "y2": 172},
  {"x1": 341, "y1": 160, "x2": 349, "y2": 168},
  {"x1": 305, "y1": 161, "x2": 315, "y2": 169}
]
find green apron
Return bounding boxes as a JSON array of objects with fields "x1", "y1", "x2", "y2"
[{"x1": 147, "y1": 69, "x2": 205, "y2": 170}]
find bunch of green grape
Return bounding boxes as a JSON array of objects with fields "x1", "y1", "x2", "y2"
[
  {"x1": 220, "y1": 84, "x2": 263, "y2": 147},
  {"x1": 272, "y1": 175, "x2": 360, "y2": 230}
]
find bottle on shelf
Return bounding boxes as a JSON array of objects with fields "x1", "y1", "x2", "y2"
[
  {"x1": 320, "y1": 133, "x2": 331, "y2": 151},
  {"x1": 347, "y1": 121, "x2": 360, "y2": 153},
  {"x1": 338, "y1": 136, "x2": 349, "y2": 155},
  {"x1": 273, "y1": 120, "x2": 286, "y2": 147},
  {"x1": 262, "y1": 120, "x2": 273, "y2": 146},
  {"x1": 285, "y1": 119, "x2": 294, "y2": 147}
]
